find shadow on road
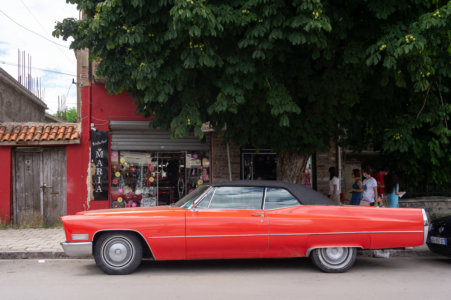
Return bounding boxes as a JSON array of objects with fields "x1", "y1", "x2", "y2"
[
  {"x1": 136, "y1": 257, "x2": 317, "y2": 274},
  {"x1": 78, "y1": 256, "x2": 451, "y2": 275}
]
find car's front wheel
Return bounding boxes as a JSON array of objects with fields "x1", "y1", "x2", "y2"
[
  {"x1": 310, "y1": 247, "x2": 357, "y2": 273},
  {"x1": 94, "y1": 232, "x2": 143, "y2": 275}
]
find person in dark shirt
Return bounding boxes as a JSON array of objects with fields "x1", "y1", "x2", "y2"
[{"x1": 348, "y1": 169, "x2": 363, "y2": 205}]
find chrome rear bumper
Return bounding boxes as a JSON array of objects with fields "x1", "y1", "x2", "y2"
[
  {"x1": 422, "y1": 209, "x2": 429, "y2": 245},
  {"x1": 61, "y1": 242, "x2": 92, "y2": 257}
]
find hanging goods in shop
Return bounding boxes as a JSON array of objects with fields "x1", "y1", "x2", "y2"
[
  {"x1": 177, "y1": 177, "x2": 185, "y2": 199},
  {"x1": 202, "y1": 158, "x2": 209, "y2": 168}
]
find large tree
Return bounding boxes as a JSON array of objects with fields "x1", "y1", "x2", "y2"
[{"x1": 54, "y1": 0, "x2": 450, "y2": 186}]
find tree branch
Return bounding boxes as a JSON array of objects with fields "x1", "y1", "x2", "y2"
[
  {"x1": 413, "y1": 86, "x2": 431, "y2": 128},
  {"x1": 265, "y1": 77, "x2": 272, "y2": 89},
  {"x1": 435, "y1": 81, "x2": 448, "y2": 130}
]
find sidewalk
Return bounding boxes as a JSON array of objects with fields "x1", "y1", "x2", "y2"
[
  {"x1": 0, "y1": 228, "x2": 437, "y2": 259},
  {"x1": 0, "y1": 228, "x2": 68, "y2": 259}
]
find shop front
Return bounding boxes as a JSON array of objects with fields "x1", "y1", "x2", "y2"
[{"x1": 107, "y1": 121, "x2": 210, "y2": 208}]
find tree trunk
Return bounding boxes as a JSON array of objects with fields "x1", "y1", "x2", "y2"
[{"x1": 276, "y1": 151, "x2": 310, "y2": 184}]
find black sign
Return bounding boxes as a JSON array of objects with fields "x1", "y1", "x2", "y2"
[{"x1": 91, "y1": 130, "x2": 109, "y2": 200}]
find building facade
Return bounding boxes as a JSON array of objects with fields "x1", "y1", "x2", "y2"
[
  {"x1": 0, "y1": 67, "x2": 80, "y2": 225},
  {"x1": 0, "y1": 51, "x2": 346, "y2": 225}
]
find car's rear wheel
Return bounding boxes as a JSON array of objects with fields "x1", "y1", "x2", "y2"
[
  {"x1": 310, "y1": 247, "x2": 357, "y2": 273},
  {"x1": 94, "y1": 232, "x2": 143, "y2": 275}
]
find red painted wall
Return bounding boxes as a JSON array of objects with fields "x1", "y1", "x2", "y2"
[
  {"x1": 66, "y1": 84, "x2": 152, "y2": 214},
  {"x1": 66, "y1": 142, "x2": 89, "y2": 214},
  {"x1": 91, "y1": 84, "x2": 151, "y2": 131},
  {"x1": 66, "y1": 86, "x2": 90, "y2": 214},
  {"x1": 0, "y1": 147, "x2": 11, "y2": 223}
]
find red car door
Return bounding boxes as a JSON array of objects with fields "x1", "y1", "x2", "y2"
[
  {"x1": 264, "y1": 187, "x2": 309, "y2": 257},
  {"x1": 186, "y1": 186, "x2": 269, "y2": 259}
]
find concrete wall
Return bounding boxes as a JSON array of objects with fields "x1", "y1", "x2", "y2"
[
  {"x1": 400, "y1": 197, "x2": 451, "y2": 218},
  {"x1": 75, "y1": 49, "x2": 90, "y2": 120},
  {"x1": 0, "y1": 68, "x2": 47, "y2": 122}
]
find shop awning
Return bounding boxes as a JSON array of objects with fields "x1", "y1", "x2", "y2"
[{"x1": 110, "y1": 121, "x2": 209, "y2": 151}]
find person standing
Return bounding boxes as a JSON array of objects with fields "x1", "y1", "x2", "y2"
[
  {"x1": 348, "y1": 169, "x2": 363, "y2": 205},
  {"x1": 360, "y1": 167, "x2": 381, "y2": 206},
  {"x1": 374, "y1": 167, "x2": 389, "y2": 206},
  {"x1": 385, "y1": 174, "x2": 403, "y2": 208},
  {"x1": 328, "y1": 167, "x2": 341, "y2": 204}
]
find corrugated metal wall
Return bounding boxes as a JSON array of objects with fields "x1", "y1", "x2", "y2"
[{"x1": 110, "y1": 121, "x2": 209, "y2": 151}]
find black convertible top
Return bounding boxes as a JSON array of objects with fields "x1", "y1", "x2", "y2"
[{"x1": 211, "y1": 180, "x2": 337, "y2": 206}]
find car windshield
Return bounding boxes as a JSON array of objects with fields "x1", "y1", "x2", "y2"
[{"x1": 173, "y1": 185, "x2": 210, "y2": 208}]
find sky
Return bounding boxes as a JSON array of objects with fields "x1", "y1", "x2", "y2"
[{"x1": 0, "y1": 0, "x2": 79, "y2": 114}]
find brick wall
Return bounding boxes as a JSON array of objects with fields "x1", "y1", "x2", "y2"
[{"x1": 211, "y1": 134, "x2": 240, "y2": 183}]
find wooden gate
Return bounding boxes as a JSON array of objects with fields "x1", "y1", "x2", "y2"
[{"x1": 13, "y1": 147, "x2": 67, "y2": 226}]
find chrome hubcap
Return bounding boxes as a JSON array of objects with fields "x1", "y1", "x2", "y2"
[
  {"x1": 102, "y1": 237, "x2": 134, "y2": 269},
  {"x1": 321, "y1": 247, "x2": 349, "y2": 266},
  {"x1": 109, "y1": 243, "x2": 127, "y2": 263}
]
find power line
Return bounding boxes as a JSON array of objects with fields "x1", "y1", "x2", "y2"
[
  {"x1": 19, "y1": 0, "x2": 47, "y2": 32},
  {"x1": 19, "y1": 0, "x2": 75, "y2": 65},
  {"x1": 0, "y1": 8, "x2": 70, "y2": 49},
  {"x1": 65, "y1": 80, "x2": 73, "y2": 98},
  {"x1": 0, "y1": 60, "x2": 76, "y2": 77}
]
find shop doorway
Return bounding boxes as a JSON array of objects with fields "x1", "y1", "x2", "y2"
[
  {"x1": 12, "y1": 147, "x2": 67, "y2": 226},
  {"x1": 153, "y1": 152, "x2": 186, "y2": 205},
  {"x1": 241, "y1": 150, "x2": 277, "y2": 180}
]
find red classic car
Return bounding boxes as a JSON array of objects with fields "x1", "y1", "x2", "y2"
[{"x1": 61, "y1": 181, "x2": 429, "y2": 274}]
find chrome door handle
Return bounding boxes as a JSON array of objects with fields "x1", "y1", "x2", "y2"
[{"x1": 252, "y1": 213, "x2": 264, "y2": 217}]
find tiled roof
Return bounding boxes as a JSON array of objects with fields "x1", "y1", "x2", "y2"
[{"x1": 0, "y1": 123, "x2": 80, "y2": 145}]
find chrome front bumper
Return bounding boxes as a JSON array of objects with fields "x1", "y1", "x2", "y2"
[{"x1": 61, "y1": 242, "x2": 93, "y2": 257}]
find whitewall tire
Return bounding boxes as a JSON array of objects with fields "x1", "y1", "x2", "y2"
[
  {"x1": 94, "y1": 232, "x2": 143, "y2": 275},
  {"x1": 310, "y1": 247, "x2": 357, "y2": 273}
]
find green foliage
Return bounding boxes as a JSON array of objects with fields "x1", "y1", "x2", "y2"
[
  {"x1": 350, "y1": 1, "x2": 451, "y2": 187},
  {"x1": 54, "y1": 0, "x2": 451, "y2": 187},
  {"x1": 54, "y1": 108, "x2": 78, "y2": 123}
]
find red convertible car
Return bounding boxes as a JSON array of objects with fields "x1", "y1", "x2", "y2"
[{"x1": 61, "y1": 181, "x2": 429, "y2": 274}]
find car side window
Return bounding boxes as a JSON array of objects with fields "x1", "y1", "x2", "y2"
[
  {"x1": 264, "y1": 188, "x2": 300, "y2": 210},
  {"x1": 208, "y1": 187, "x2": 264, "y2": 209}
]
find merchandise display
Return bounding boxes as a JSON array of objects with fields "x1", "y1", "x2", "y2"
[{"x1": 110, "y1": 151, "x2": 210, "y2": 208}]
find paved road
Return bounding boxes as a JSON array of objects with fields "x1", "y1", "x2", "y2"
[{"x1": 1, "y1": 256, "x2": 450, "y2": 300}]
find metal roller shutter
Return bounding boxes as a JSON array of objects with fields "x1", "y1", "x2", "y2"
[{"x1": 110, "y1": 121, "x2": 209, "y2": 151}]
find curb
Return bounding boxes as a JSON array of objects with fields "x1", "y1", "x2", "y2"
[
  {"x1": 0, "y1": 249, "x2": 436, "y2": 260},
  {"x1": 0, "y1": 252, "x2": 87, "y2": 259}
]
